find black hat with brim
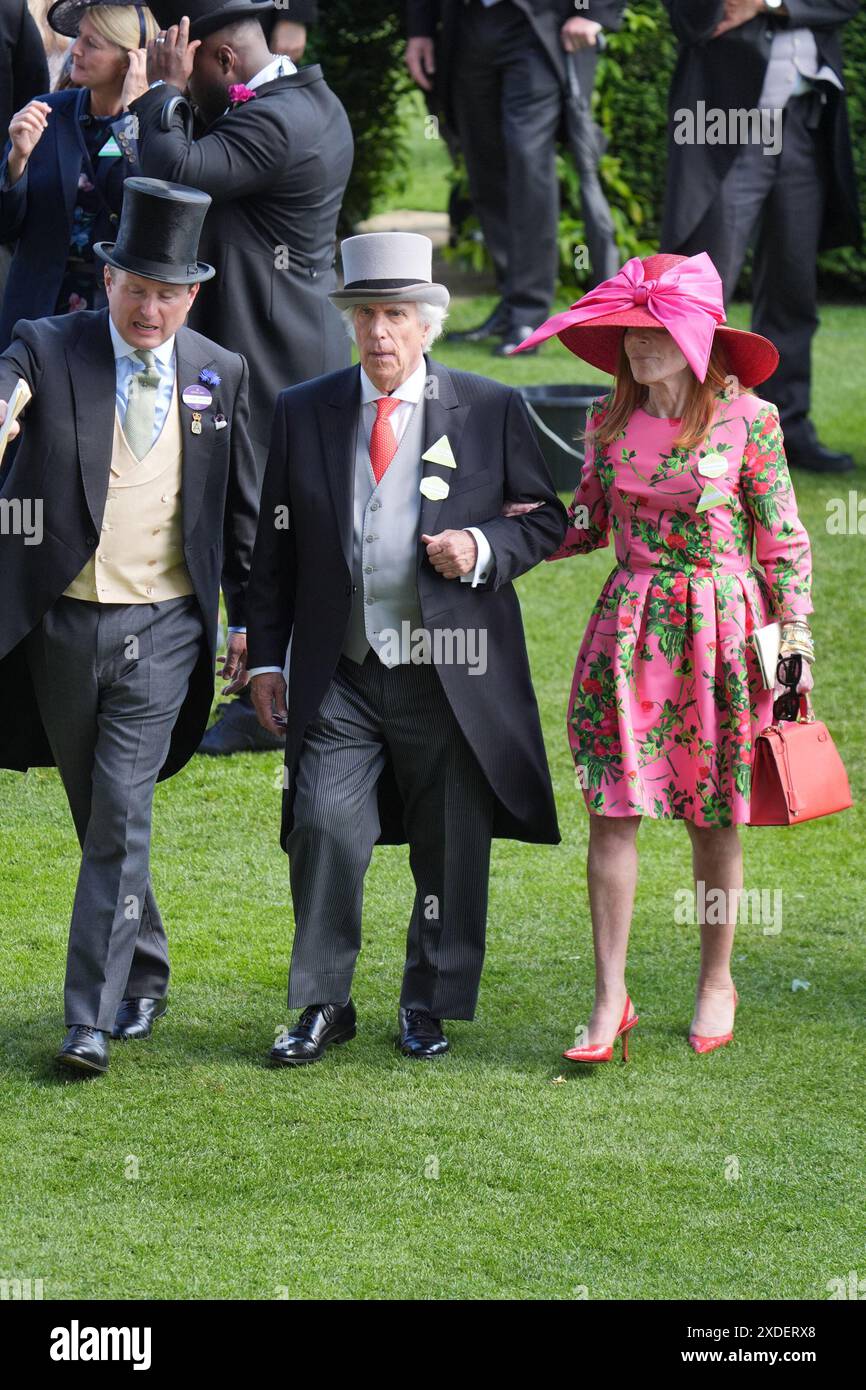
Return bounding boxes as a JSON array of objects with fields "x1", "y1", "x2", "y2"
[
  {"x1": 148, "y1": 0, "x2": 274, "y2": 42},
  {"x1": 93, "y1": 177, "x2": 216, "y2": 285},
  {"x1": 47, "y1": 0, "x2": 152, "y2": 40}
]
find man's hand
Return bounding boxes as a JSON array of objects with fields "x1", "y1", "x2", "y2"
[
  {"x1": 271, "y1": 19, "x2": 307, "y2": 62},
  {"x1": 218, "y1": 631, "x2": 248, "y2": 694},
  {"x1": 406, "y1": 37, "x2": 436, "y2": 92},
  {"x1": 561, "y1": 17, "x2": 602, "y2": 51},
  {"x1": 146, "y1": 16, "x2": 200, "y2": 88},
  {"x1": 712, "y1": 0, "x2": 765, "y2": 39},
  {"x1": 122, "y1": 48, "x2": 149, "y2": 108},
  {"x1": 421, "y1": 529, "x2": 477, "y2": 579},
  {"x1": 0, "y1": 399, "x2": 21, "y2": 441},
  {"x1": 7, "y1": 99, "x2": 51, "y2": 184},
  {"x1": 250, "y1": 671, "x2": 288, "y2": 738}
]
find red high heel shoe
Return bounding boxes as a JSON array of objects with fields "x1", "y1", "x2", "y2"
[
  {"x1": 688, "y1": 989, "x2": 739, "y2": 1054},
  {"x1": 563, "y1": 996, "x2": 638, "y2": 1064}
]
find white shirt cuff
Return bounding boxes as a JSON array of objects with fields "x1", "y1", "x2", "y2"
[
  {"x1": 227, "y1": 626, "x2": 246, "y2": 635},
  {"x1": 248, "y1": 666, "x2": 284, "y2": 678},
  {"x1": 461, "y1": 527, "x2": 493, "y2": 587}
]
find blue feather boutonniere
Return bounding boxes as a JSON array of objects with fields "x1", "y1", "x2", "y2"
[{"x1": 199, "y1": 368, "x2": 221, "y2": 389}]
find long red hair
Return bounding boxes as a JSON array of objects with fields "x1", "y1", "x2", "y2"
[{"x1": 590, "y1": 338, "x2": 750, "y2": 452}]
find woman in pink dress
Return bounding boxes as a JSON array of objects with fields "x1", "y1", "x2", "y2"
[{"x1": 514, "y1": 252, "x2": 814, "y2": 1062}]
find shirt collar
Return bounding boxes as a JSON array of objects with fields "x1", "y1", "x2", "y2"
[
  {"x1": 360, "y1": 356, "x2": 428, "y2": 406},
  {"x1": 109, "y1": 315, "x2": 175, "y2": 366},
  {"x1": 247, "y1": 54, "x2": 298, "y2": 91}
]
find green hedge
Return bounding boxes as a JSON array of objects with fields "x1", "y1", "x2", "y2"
[{"x1": 306, "y1": 1, "x2": 413, "y2": 234}]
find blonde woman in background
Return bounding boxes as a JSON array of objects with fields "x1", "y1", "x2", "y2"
[{"x1": 0, "y1": 0, "x2": 157, "y2": 345}]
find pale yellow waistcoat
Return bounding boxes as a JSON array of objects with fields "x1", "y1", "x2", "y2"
[{"x1": 64, "y1": 380, "x2": 194, "y2": 604}]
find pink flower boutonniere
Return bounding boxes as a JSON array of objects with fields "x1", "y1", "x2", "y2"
[{"x1": 228, "y1": 84, "x2": 257, "y2": 107}]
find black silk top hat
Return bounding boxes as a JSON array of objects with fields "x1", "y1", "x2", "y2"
[
  {"x1": 93, "y1": 178, "x2": 216, "y2": 285},
  {"x1": 148, "y1": 0, "x2": 274, "y2": 41},
  {"x1": 47, "y1": 0, "x2": 151, "y2": 41}
]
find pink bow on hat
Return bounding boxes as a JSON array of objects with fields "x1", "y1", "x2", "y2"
[{"x1": 516, "y1": 252, "x2": 726, "y2": 382}]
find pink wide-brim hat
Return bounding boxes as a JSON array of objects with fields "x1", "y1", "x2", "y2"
[{"x1": 513, "y1": 252, "x2": 779, "y2": 389}]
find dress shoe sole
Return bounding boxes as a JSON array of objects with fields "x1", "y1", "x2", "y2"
[
  {"x1": 268, "y1": 1024, "x2": 356, "y2": 1066},
  {"x1": 396, "y1": 1041, "x2": 450, "y2": 1059},
  {"x1": 111, "y1": 1004, "x2": 168, "y2": 1041},
  {"x1": 55, "y1": 1051, "x2": 108, "y2": 1074}
]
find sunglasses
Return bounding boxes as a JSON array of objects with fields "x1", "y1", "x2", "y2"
[{"x1": 773, "y1": 653, "x2": 803, "y2": 723}]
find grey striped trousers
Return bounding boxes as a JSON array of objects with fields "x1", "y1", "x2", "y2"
[{"x1": 287, "y1": 651, "x2": 496, "y2": 1020}]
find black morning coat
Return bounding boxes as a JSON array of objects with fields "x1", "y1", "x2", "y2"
[
  {"x1": 246, "y1": 356, "x2": 569, "y2": 852},
  {"x1": 661, "y1": 0, "x2": 862, "y2": 254},
  {"x1": 0, "y1": 308, "x2": 259, "y2": 779},
  {"x1": 130, "y1": 66, "x2": 355, "y2": 462},
  {"x1": 0, "y1": 0, "x2": 48, "y2": 144},
  {"x1": 405, "y1": 0, "x2": 626, "y2": 124}
]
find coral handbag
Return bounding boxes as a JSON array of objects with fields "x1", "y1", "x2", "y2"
[{"x1": 749, "y1": 696, "x2": 853, "y2": 826}]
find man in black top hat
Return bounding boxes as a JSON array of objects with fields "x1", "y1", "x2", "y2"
[
  {"x1": 125, "y1": 5, "x2": 353, "y2": 753},
  {"x1": 0, "y1": 177, "x2": 259, "y2": 1075}
]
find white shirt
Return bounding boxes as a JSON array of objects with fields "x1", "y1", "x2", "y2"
[
  {"x1": 247, "y1": 358, "x2": 494, "y2": 677},
  {"x1": 246, "y1": 54, "x2": 297, "y2": 90}
]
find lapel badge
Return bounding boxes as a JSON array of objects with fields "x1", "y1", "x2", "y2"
[
  {"x1": 420, "y1": 476, "x2": 449, "y2": 501},
  {"x1": 421, "y1": 434, "x2": 457, "y2": 468},
  {"x1": 191, "y1": 411, "x2": 203, "y2": 436}
]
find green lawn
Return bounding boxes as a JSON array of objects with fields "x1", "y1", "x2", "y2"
[{"x1": 1, "y1": 294, "x2": 864, "y2": 1300}]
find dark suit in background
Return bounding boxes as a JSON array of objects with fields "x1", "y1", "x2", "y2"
[
  {"x1": 406, "y1": 0, "x2": 624, "y2": 339},
  {"x1": 661, "y1": 0, "x2": 862, "y2": 467},
  {"x1": 131, "y1": 64, "x2": 354, "y2": 468},
  {"x1": 0, "y1": 0, "x2": 49, "y2": 305},
  {"x1": 0, "y1": 0, "x2": 49, "y2": 144}
]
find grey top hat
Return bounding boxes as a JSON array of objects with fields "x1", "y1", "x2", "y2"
[{"x1": 329, "y1": 232, "x2": 450, "y2": 310}]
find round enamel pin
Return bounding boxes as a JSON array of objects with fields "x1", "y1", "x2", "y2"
[
  {"x1": 697, "y1": 452, "x2": 728, "y2": 479},
  {"x1": 182, "y1": 383, "x2": 212, "y2": 410}
]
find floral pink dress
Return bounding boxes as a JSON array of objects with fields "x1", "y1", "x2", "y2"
[{"x1": 549, "y1": 388, "x2": 812, "y2": 826}]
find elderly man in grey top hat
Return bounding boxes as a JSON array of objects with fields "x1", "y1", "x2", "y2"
[{"x1": 246, "y1": 231, "x2": 567, "y2": 1063}]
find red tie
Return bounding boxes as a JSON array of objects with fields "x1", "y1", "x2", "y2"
[{"x1": 370, "y1": 395, "x2": 401, "y2": 484}]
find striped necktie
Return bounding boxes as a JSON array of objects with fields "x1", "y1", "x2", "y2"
[{"x1": 124, "y1": 349, "x2": 161, "y2": 460}]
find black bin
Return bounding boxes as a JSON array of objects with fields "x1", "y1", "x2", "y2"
[{"x1": 518, "y1": 384, "x2": 606, "y2": 491}]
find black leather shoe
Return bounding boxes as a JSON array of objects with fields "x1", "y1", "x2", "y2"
[
  {"x1": 493, "y1": 324, "x2": 539, "y2": 357},
  {"x1": 397, "y1": 1007, "x2": 449, "y2": 1059},
  {"x1": 56, "y1": 1026, "x2": 109, "y2": 1074},
  {"x1": 447, "y1": 301, "x2": 510, "y2": 344},
  {"x1": 112, "y1": 997, "x2": 168, "y2": 1040},
  {"x1": 198, "y1": 700, "x2": 285, "y2": 755},
  {"x1": 785, "y1": 441, "x2": 854, "y2": 474},
  {"x1": 269, "y1": 1000, "x2": 356, "y2": 1066}
]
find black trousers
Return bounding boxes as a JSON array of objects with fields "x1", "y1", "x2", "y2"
[
  {"x1": 681, "y1": 90, "x2": 830, "y2": 454},
  {"x1": 451, "y1": 0, "x2": 616, "y2": 325},
  {"x1": 286, "y1": 652, "x2": 496, "y2": 1021}
]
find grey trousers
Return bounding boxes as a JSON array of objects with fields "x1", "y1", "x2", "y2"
[
  {"x1": 24, "y1": 595, "x2": 203, "y2": 1029},
  {"x1": 287, "y1": 652, "x2": 496, "y2": 1021}
]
